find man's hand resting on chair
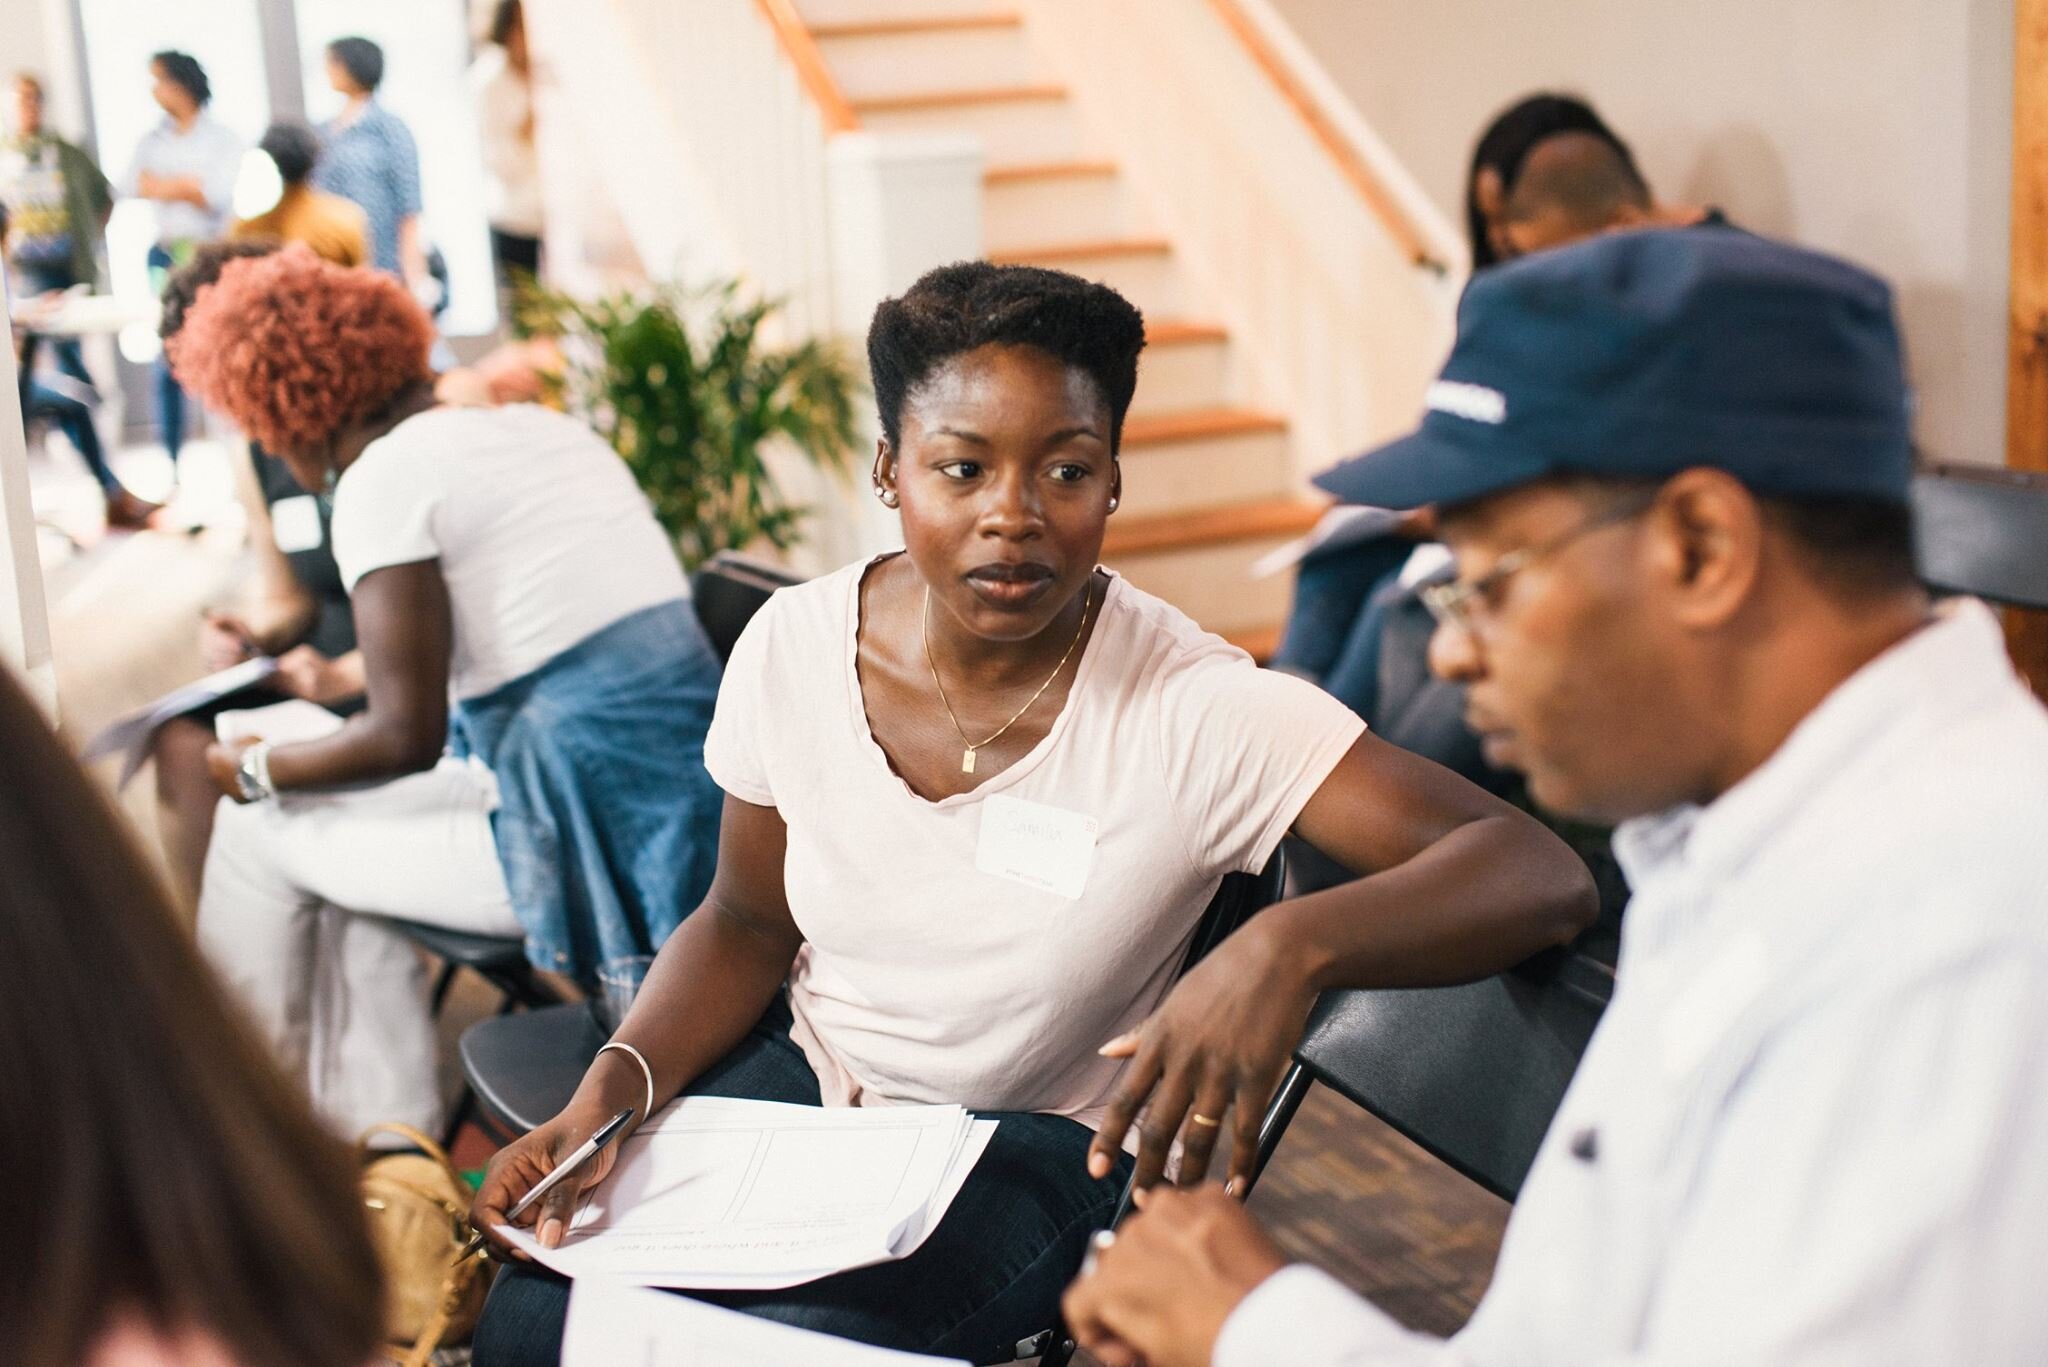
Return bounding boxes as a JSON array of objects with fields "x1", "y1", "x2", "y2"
[{"x1": 1063, "y1": 1184, "x2": 1289, "y2": 1367}]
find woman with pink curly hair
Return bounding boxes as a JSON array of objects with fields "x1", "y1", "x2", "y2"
[{"x1": 169, "y1": 247, "x2": 724, "y2": 1142}]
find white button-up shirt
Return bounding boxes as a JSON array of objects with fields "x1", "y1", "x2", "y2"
[
  {"x1": 121, "y1": 113, "x2": 243, "y2": 246},
  {"x1": 1219, "y1": 601, "x2": 2048, "y2": 1365}
]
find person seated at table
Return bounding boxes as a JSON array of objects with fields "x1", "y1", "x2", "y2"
[
  {"x1": 143, "y1": 241, "x2": 366, "y2": 907},
  {"x1": 11, "y1": 298, "x2": 156, "y2": 527},
  {"x1": 1060, "y1": 231, "x2": 2048, "y2": 1366},
  {"x1": 232, "y1": 120, "x2": 368, "y2": 267},
  {"x1": 468, "y1": 262, "x2": 1598, "y2": 1365},
  {"x1": 0, "y1": 664, "x2": 384, "y2": 1367},
  {"x1": 165, "y1": 246, "x2": 725, "y2": 1142}
]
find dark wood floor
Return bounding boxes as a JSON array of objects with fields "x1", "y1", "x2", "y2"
[{"x1": 1246, "y1": 1084, "x2": 1507, "y2": 1337}]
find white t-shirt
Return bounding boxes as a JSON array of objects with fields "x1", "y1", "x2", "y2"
[
  {"x1": 331, "y1": 404, "x2": 687, "y2": 699},
  {"x1": 702, "y1": 556, "x2": 1365, "y2": 1131}
]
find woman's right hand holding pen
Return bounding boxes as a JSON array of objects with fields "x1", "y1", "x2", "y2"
[
  {"x1": 471, "y1": 1054, "x2": 648, "y2": 1255},
  {"x1": 199, "y1": 610, "x2": 262, "y2": 670}
]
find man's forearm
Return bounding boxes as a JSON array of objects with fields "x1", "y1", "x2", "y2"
[{"x1": 263, "y1": 706, "x2": 444, "y2": 789}]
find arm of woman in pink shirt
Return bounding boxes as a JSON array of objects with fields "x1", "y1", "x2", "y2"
[
  {"x1": 472, "y1": 793, "x2": 804, "y2": 1251},
  {"x1": 1090, "y1": 729, "x2": 1599, "y2": 1192}
]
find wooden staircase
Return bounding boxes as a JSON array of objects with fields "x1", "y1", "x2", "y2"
[{"x1": 794, "y1": 0, "x2": 1324, "y2": 648}]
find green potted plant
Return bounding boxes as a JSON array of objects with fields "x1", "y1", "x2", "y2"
[{"x1": 520, "y1": 279, "x2": 861, "y2": 569}]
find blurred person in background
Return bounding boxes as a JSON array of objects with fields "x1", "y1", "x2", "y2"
[
  {"x1": 315, "y1": 37, "x2": 430, "y2": 300},
  {"x1": 10, "y1": 292, "x2": 157, "y2": 527},
  {"x1": 233, "y1": 121, "x2": 367, "y2": 266},
  {"x1": 1, "y1": 71, "x2": 112, "y2": 393},
  {"x1": 471, "y1": 0, "x2": 544, "y2": 298},
  {"x1": 1463, "y1": 92, "x2": 1637, "y2": 271},
  {"x1": 168, "y1": 247, "x2": 724, "y2": 1142},
  {"x1": 0, "y1": 661, "x2": 383, "y2": 1367},
  {"x1": 121, "y1": 50, "x2": 242, "y2": 473}
]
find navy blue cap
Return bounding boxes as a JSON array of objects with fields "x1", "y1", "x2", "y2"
[{"x1": 1315, "y1": 227, "x2": 1913, "y2": 510}]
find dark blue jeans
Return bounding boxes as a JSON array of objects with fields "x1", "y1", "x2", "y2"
[
  {"x1": 146, "y1": 244, "x2": 186, "y2": 464},
  {"x1": 11, "y1": 259, "x2": 93, "y2": 392},
  {"x1": 25, "y1": 378, "x2": 120, "y2": 492},
  {"x1": 471, "y1": 1001, "x2": 1134, "y2": 1367},
  {"x1": 1271, "y1": 536, "x2": 1412, "y2": 719}
]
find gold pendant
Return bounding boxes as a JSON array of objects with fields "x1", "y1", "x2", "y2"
[{"x1": 962, "y1": 747, "x2": 977, "y2": 774}]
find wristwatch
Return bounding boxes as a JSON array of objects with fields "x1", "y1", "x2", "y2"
[{"x1": 234, "y1": 741, "x2": 276, "y2": 803}]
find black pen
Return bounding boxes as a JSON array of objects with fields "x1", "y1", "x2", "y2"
[{"x1": 461, "y1": 1107, "x2": 635, "y2": 1260}]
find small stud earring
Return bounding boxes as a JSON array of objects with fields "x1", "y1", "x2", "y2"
[
  {"x1": 874, "y1": 484, "x2": 899, "y2": 508},
  {"x1": 1107, "y1": 497, "x2": 1120, "y2": 513}
]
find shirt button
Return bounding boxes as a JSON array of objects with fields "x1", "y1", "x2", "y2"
[{"x1": 1569, "y1": 1126, "x2": 1599, "y2": 1163}]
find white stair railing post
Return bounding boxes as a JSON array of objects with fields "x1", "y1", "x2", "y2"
[
  {"x1": 785, "y1": 132, "x2": 982, "y2": 570},
  {"x1": 0, "y1": 296, "x2": 57, "y2": 716}
]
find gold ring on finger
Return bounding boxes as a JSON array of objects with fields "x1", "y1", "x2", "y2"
[{"x1": 1189, "y1": 1112, "x2": 1222, "y2": 1128}]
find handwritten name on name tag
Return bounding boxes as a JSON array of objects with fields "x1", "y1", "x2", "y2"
[{"x1": 975, "y1": 794, "x2": 1099, "y2": 900}]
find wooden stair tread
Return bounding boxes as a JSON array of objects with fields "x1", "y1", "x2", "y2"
[
  {"x1": 989, "y1": 236, "x2": 1172, "y2": 264},
  {"x1": 1222, "y1": 622, "x2": 1284, "y2": 662},
  {"x1": 811, "y1": 12, "x2": 1022, "y2": 39},
  {"x1": 1145, "y1": 319, "x2": 1229, "y2": 346},
  {"x1": 853, "y1": 83, "x2": 1066, "y2": 113},
  {"x1": 985, "y1": 159, "x2": 1120, "y2": 184},
  {"x1": 1102, "y1": 497, "x2": 1327, "y2": 557},
  {"x1": 1122, "y1": 407, "x2": 1287, "y2": 446}
]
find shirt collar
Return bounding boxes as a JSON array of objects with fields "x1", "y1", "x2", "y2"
[{"x1": 1613, "y1": 599, "x2": 2011, "y2": 900}]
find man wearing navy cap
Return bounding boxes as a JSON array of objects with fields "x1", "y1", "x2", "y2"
[{"x1": 1065, "y1": 229, "x2": 2048, "y2": 1365}]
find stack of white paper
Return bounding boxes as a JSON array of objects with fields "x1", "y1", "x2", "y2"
[
  {"x1": 563, "y1": 1281, "x2": 969, "y2": 1365},
  {"x1": 80, "y1": 658, "x2": 282, "y2": 788},
  {"x1": 497, "y1": 1096, "x2": 997, "y2": 1291}
]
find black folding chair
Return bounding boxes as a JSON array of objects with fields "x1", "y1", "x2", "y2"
[
  {"x1": 691, "y1": 550, "x2": 804, "y2": 660},
  {"x1": 1241, "y1": 942, "x2": 1612, "y2": 1217},
  {"x1": 1911, "y1": 462, "x2": 2048, "y2": 609},
  {"x1": 394, "y1": 923, "x2": 566, "y2": 1149},
  {"x1": 401, "y1": 553, "x2": 804, "y2": 1146}
]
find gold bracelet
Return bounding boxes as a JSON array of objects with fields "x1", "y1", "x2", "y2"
[{"x1": 595, "y1": 1040, "x2": 656, "y2": 1123}]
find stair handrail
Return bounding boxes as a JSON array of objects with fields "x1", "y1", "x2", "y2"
[
  {"x1": 754, "y1": 0, "x2": 861, "y2": 134},
  {"x1": 1206, "y1": 0, "x2": 1457, "y2": 275}
]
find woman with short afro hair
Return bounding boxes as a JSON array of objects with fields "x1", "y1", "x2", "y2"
[
  {"x1": 470, "y1": 260, "x2": 1596, "y2": 1363},
  {"x1": 168, "y1": 246, "x2": 725, "y2": 1143}
]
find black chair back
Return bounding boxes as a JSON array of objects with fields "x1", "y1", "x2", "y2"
[
  {"x1": 692, "y1": 551, "x2": 804, "y2": 662},
  {"x1": 1253, "y1": 947, "x2": 1610, "y2": 1205},
  {"x1": 1175, "y1": 855, "x2": 1288, "y2": 978},
  {"x1": 1912, "y1": 463, "x2": 2048, "y2": 610}
]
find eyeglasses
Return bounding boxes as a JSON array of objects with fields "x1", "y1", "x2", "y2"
[{"x1": 1419, "y1": 495, "x2": 1654, "y2": 637}]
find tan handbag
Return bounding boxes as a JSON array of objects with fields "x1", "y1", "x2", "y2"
[{"x1": 358, "y1": 1122, "x2": 493, "y2": 1367}]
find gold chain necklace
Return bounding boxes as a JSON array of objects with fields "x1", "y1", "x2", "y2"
[{"x1": 922, "y1": 580, "x2": 1095, "y2": 774}]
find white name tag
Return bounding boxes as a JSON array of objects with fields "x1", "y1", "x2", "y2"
[
  {"x1": 975, "y1": 794, "x2": 1098, "y2": 900},
  {"x1": 271, "y1": 495, "x2": 325, "y2": 554}
]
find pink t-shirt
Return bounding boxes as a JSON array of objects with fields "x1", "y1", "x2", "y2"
[{"x1": 702, "y1": 557, "x2": 1364, "y2": 1132}]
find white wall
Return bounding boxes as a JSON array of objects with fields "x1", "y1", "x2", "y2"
[
  {"x1": 1271, "y1": 0, "x2": 2013, "y2": 467},
  {"x1": 1, "y1": 0, "x2": 88, "y2": 136}
]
